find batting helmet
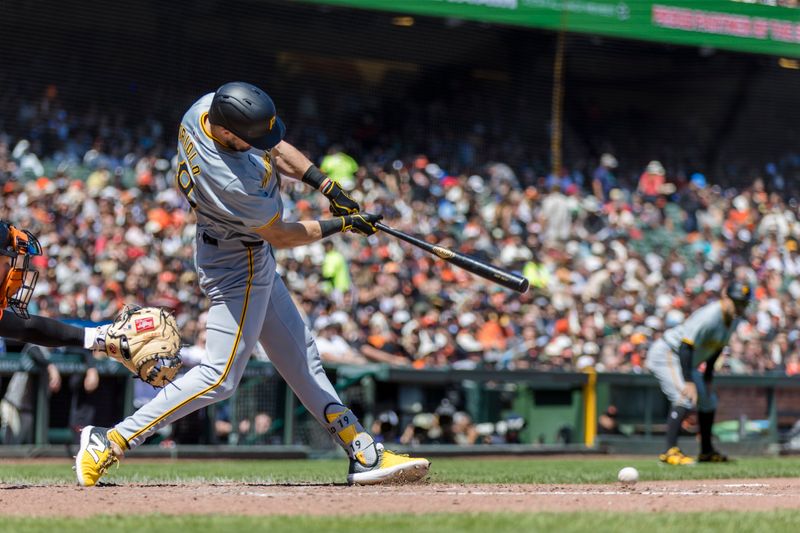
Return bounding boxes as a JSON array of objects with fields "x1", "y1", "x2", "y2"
[
  {"x1": 208, "y1": 82, "x2": 286, "y2": 150},
  {"x1": 726, "y1": 281, "x2": 752, "y2": 303},
  {"x1": 726, "y1": 281, "x2": 752, "y2": 316}
]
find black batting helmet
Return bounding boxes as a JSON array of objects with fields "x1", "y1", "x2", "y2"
[
  {"x1": 208, "y1": 82, "x2": 286, "y2": 150},
  {"x1": 726, "y1": 281, "x2": 752, "y2": 303},
  {"x1": 726, "y1": 281, "x2": 753, "y2": 316}
]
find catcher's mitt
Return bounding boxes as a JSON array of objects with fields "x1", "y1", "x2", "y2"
[{"x1": 104, "y1": 306, "x2": 182, "y2": 387}]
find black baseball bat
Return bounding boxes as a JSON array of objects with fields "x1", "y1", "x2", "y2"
[{"x1": 375, "y1": 222, "x2": 529, "y2": 293}]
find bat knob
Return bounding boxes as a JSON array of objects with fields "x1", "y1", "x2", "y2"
[{"x1": 517, "y1": 278, "x2": 530, "y2": 294}]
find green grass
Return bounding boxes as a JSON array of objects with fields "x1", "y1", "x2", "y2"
[
  {"x1": 2, "y1": 456, "x2": 800, "y2": 485},
  {"x1": 1, "y1": 512, "x2": 799, "y2": 533}
]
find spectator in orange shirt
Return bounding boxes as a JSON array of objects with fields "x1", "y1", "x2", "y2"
[
  {"x1": 476, "y1": 312, "x2": 508, "y2": 351},
  {"x1": 637, "y1": 160, "x2": 665, "y2": 203},
  {"x1": 725, "y1": 194, "x2": 754, "y2": 237}
]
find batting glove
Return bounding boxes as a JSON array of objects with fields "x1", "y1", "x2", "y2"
[
  {"x1": 321, "y1": 178, "x2": 360, "y2": 216},
  {"x1": 343, "y1": 213, "x2": 382, "y2": 236}
]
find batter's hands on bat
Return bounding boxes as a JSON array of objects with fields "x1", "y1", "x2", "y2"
[
  {"x1": 344, "y1": 213, "x2": 382, "y2": 236},
  {"x1": 321, "y1": 179, "x2": 360, "y2": 216}
]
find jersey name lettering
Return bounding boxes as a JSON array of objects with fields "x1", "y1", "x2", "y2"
[
  {"x1": 176, "y1": 125, "x2": 202, "y2": 207},
  {"x1": 178, "y1": 125, "x2": 201, "y2": 176}
]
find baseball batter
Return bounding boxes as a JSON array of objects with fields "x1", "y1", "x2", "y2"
[
  {"x1": 645, "y1": 282, "x2": 751, "y2": 465},
  {"x1": 76, "y1": 81, "x2": 430, "y2": 486}
]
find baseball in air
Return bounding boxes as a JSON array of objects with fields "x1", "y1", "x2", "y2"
[{"x1": 617, "y1": 467, "x2": 639, "y2": 484}]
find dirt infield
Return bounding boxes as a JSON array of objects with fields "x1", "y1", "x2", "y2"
[{"x1": 2, "y1": 478, "x2": 800, "y2": 516}]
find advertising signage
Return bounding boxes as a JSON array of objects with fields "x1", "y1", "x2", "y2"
[{"x1": 299, "y1": 0, "x2": 800, "y2": 57}]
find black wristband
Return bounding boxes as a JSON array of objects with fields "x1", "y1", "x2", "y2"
[
  {"x1": 302, "y1": 165, "x2": 327, "y2": 190},
  {"x1": 320, "y1": 217, "x2": 346, "y2": 238}
]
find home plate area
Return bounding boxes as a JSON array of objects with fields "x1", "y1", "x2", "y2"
[{"x1": 2, "y1": 479, "x2": 800, "y2": 516}]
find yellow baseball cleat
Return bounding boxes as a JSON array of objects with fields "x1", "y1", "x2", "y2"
[
  {"x1": 659, "y1": 446, "x2": 695, "y2": 466},
  {"x1": 75, "y1": 426, "x2": 119, "y2": 487},
  {"x1": 348, "y1": 443, "x2": 430, "y2": 485}
]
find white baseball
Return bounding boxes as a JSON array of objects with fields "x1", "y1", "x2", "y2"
[{"x1": 617, "y1": 466, "x2": 639, "y2": 484}]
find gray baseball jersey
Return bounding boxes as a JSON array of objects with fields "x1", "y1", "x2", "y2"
[
  {"x1": 662, "y1": 301, "x2": 737, "y2": 367},
  {"x1": 112, "y1": 92, "x2": 350, "y2": 448},
  {"x1": 645, "y1": 300, "x2": 735, "y2": 410},
  {"x1": 175, "y1": 93, "x2": 283, "y2": 241}
]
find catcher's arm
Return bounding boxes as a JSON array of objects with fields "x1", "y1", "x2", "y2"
[
  {"x1": 100, "y1": 306, "x2": 182, "y2": 388},
  {"x1": 0, "y1": 310, "x2": 87, "y2": 348}
]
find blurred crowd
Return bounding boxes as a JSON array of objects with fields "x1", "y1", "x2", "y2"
[
  {"x1": 2, "y1": 88, "x2": 800, "y2": 379},
  {"x1": 370, "y1": 400, "x2": 529, "y2": 447}
]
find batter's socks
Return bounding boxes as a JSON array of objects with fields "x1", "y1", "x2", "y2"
[
  {"x1": 324, "y1": 403, "x2": 365, "y2": 447},
  {"x1": 324, "y1": 403, "x2": 379, "y2": 467},
  {"x1": 107, "y1": 428, "x2": 129, "y2": 452},
  {"x1": 666, "y1": 406, "x2": 689, "y2": 450},
  {"x1": 698, "y1": 410, "x2": 715, "y2": 454}
]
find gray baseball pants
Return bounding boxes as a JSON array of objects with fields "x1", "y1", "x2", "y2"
[
  {"x1": 114, "y1": 239, "x2": 344, "y2": 448},
  {"x1": 645, "y1": 338, "x2": 717, "y2": 412}
]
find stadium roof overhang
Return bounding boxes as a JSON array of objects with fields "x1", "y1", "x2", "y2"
[{"x1": 298, "y1": 0, "x2": 800, "y2": 58}]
